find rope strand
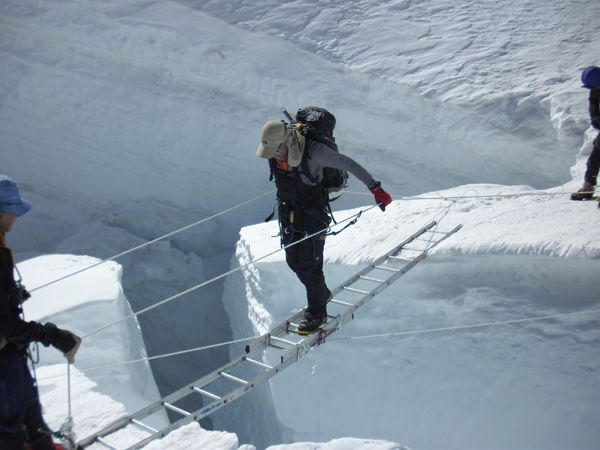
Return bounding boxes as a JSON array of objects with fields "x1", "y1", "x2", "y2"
[
  {"x1": 35, "y1": 308, "x2": 600, "y2": 381},
  {"x1": 27, "y1": 187, "x2": 589, "y2": 294},
  {"x1": 345, "y1": 189, "x2": 588, "y2": 201},
  {"x1": 81, "y1": 205, "x2": 377, "y2": 339},
  {"x1": 29, "y1": 190, "x2": 276, "y2": 293},
  {"x1": 329, "y1": 309, "x2": 600, "y2": 343}
]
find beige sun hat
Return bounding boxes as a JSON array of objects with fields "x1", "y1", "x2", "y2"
[
  {"x1": 256, "y1": 121, "x2": 305, "y2": 167},
  {"x1": 256, "y1": 121, "x2": 286, "y2": 159}
]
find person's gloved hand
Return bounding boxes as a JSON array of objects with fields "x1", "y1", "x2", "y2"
[
  {"x1": 370, "y1": 182, "x2": 392, "y2": 211},
  {"x1": 54, "y1": 329, "x2": 82, "y2": 364},
  {"x1": 40, "y1": 322, "x2": 82, "y2": 364}
]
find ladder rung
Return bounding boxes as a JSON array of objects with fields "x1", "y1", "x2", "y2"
[
  {"x1": 163, "y1": 402, "x2": 191, "y2": 416},
  {"x1": 269, "y1": 342, "x2": 292, "y2": 350},
  {"x1": 287, "y1": 322, "x2": 300, "y2": 332},
  {"x1": 192, "y1": 386, "x2": 221, "y2": 401},
  {"x1": 220, "y1": 371, "x2": 248, "y2": 385},
  {"x1": 97, "y1": 437, "x2": 122, "y2": 450},
  {"x1": 359, "y1": 275, "x2": 385, "y2": 283},
  {"x1": 330, "y1": 298, "x2": 353, "y2": 307},
  {"x1": 270, "y1": 335, "x2": 297, "y2": 347},
  {"x1": 131, "y1": 419, "x2": 157, "y2": 434},
  {"x1": 388, "y1": 256, "x2": 412, "y2": 263},
  {"x1": 246, "y1": 357, "x2": 274, "y2": 370},
  {"x1": 343, "y1": 287, "x2": 370, "y2": 295},
  {"x1": 398, "y1": 247, "x2": 423, "y2": 253},
  {"x1": 374, "y1": 265, "x2": 400, "y2": 273}
]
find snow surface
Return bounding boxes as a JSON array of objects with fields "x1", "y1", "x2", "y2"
[{"x1": 1, "y1": 0, "x2": 599, "y2": 449}]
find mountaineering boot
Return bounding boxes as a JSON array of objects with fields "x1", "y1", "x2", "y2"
[
  {"x1": 571, "y1": 182, "x2": 594, "y2": 200},
  {"x1": 298, "y1": 309, "x2": 327, "y2": 335}
]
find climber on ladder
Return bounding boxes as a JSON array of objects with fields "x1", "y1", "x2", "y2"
[{"x1": 256, "y1": 107, "x2": 392, "y2": 334}]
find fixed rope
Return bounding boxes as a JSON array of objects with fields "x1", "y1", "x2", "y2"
[
  {"x1": 29, "y1": 190, "x2": 276, "y2": 293},
  {"x1": 37, "y1": 307, "x2": 600, "y2": 382},
  {"x1": 329, "y1": 308, "x2": 600, "y2": 343},
  {"x1": 27, "y1": 187, "x2": 588, "y2": 294},
  {"x1": 81, "y1": 204, "x2": 379, "y2": 339},
  {"x1": 345, "y1": 189, "x2": 589, "y2": 201}
]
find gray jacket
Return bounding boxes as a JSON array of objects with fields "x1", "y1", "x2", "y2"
[{"x1": 299, "y1": 140, "x2": 378, "y2": 190}]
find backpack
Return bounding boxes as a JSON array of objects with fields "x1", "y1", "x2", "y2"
[{"x1": 283, "y1": 106, "x2": 348, "y2": 201}]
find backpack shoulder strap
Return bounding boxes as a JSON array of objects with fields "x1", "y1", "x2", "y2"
[{"x1": 299, "y1": 143, "x2": 321, "y2": 186}]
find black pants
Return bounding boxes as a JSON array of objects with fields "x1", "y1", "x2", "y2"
[
  {"x1": 280, "y1": 204, "x2": 331, "y2": 314},
  {"x1": 0, "y1": 353, "x2": 53, "y2": 450},
  {"x1": 584, "y1": 134, "x2": 600, "y2": 185}
]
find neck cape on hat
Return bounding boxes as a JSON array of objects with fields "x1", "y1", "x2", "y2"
[{"x1": 257, "y1": 121, "x2": 305, "y2": 167}]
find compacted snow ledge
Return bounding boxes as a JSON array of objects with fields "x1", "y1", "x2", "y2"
[{"x1": 232, "y1": 183, "x2": 600, "y2": 450}]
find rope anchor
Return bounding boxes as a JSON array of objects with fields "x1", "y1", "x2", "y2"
[{"x1": 57, "y1": 416, "x2": 79, "y2": 450}]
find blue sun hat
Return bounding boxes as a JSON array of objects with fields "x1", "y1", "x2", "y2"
[
  {"x1": 0, "y1": 175, "x2": 33, "y2": 216},
  {"x1": 581, "y1": 66, "x2": 600, "y2": 88}
]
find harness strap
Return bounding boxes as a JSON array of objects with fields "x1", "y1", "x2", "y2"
[{"x1": 327, "y1": 210, "x2": 361, "y2": 236}]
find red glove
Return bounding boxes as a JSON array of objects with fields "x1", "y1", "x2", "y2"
[{"x1": 370, "y1": 182, "x2": 392, "y2": 211}]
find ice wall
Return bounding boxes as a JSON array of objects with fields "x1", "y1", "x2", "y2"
[{"x1": 1, "y1": 0, "x2": 574, "y2": 222}]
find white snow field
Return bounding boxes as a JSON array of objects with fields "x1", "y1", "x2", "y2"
[{"x1": 1, "y1": 0, "x2": 599, "y2": 449}]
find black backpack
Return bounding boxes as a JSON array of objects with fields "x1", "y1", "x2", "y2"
[{"x1": 283, "y1": 106, "x2": 348, "y2": 201}]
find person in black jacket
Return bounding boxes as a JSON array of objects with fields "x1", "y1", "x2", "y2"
[
  {"x1": 257, "y1": 118, "x2": 392, "y2": 335},
  {"x1": 0, "y1": 175, "x2": 81, "y2": 450},
  {"x1": 572, "y1": 66, "x2": 600, "y2": 201}
]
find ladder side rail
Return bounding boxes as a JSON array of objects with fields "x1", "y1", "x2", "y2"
[
  {"x1": 245, "y1": 310, "x2": 305, "y2": 354},
  {"x1": 318, "y1": 225, "x2": 462, "y2": 340},
  {"x1": 282, "y1": 244, "x2": 441, "y2": 357},
  {"x1": 79, "y1": 350, "x2": 253, "y2": 447},
  {"x1": 345, "y1": 225, "x2": 460, "y2": 316},
  {"x1": 425, "y1": 224, "x2": 462, "y2": 252},
  {"x1": 247, "y1": 221, "x2": 439, "y2": 356},
  {"x1": 181, "y1": 228, "x2": 459, "y2": 446},
  {"x1": 124, "y1": 350, "x2": 303, "y2": 450},
  {"x1": 96, "y1": 437, "x2": 121, "y2": 450},
  {"x1": 329, "y1": 221, "x2": 437, "y2": 296},
  {"x1": 351, "y1": 252, "x2": 427, "y2": 312},
  {"x1": 78, "y1": 415, "x2": 139, "y2": 448},
  {"x1": 81, "y1": 223, "x2": 461, "y2": 449},
  {"x1": 82, "y1": 307, "x2": 309, "y2": 446}
]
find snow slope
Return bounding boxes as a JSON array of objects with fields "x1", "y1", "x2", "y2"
[{"x1": 1, "y1": 0, "x2": 599, "y2": 448}]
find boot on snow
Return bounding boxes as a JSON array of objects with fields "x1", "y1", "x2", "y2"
[{"x1": 571, "y1": 182, "x2": 594, "y2": 200}]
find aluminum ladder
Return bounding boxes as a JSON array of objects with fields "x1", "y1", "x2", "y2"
[{"x1": 78, "y1": 220, "x2": 461, "y2": 449}]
